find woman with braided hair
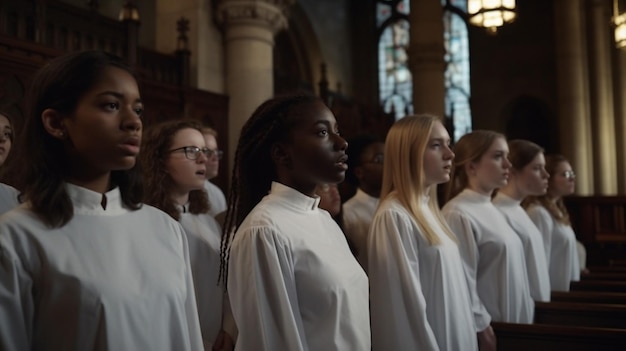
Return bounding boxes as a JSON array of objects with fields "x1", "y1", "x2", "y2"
[{"x1": 220, "y1": 94, "x2": 370, "y2": 351}]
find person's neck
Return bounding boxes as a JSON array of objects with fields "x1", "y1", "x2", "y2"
[
  {"x1": 360, "y1": 184, "x2": 381, "y2": 198},
  {"x1": 65, "y1": 173, "x2": 111, "y2": 194},
  {"x1": 171, "y1": 188, "x2": 190, "y2": 206},
  {"x1": 499, "y1": 183, "x2": 524, "y2": 201},
  {"x1": 467, "y1": 181, "x2": 494, "y2": 197}
]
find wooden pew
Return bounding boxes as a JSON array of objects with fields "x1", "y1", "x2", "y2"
[
  {"x1": 493, "y1": 322, "x2": 626, "y2": 351},
  {"x1": 588, "y1": 265, "x2": 626, "y2": 273},
  {"x1": 570, "y1": 280, "x2": 626, "y2": 293},
  {"x1": 534, "y1": 301, "x2": 626, "y2": 329},
  {"x1": 581, "y1": 272, "x2": 626, "y2": 281},
  {"x1": 552, "y1": 291, "x2": 626, "y2": 305}
]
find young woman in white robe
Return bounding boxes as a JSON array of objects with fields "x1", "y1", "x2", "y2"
[
  {"x1": 492, "y1": 140, "x2": 551, "y2": 302},
  {"x1": 141, "y1": 120, "x2": 235, "y2": 350},
  {"x1": 442, "y1": 131, "x2": 534, "y2": 350},
  {"x1": 220, "y1": 95, "x2": 370, "y2": 351},
  {"x1": 0, "y1": 50, "x2": 203, "y2": 351},
  {"x1": 0, "y1": 111, "x2": 19, "y2": 214},
  {"x1": 523, "y1": 155, "x2": 580, "y2": 291},
  {"x1": 342, "y1": 134, "x2": 384, "y2": 270},
  {"x1": 368, "y1": 115, "x2": 478, "y2": 351}
]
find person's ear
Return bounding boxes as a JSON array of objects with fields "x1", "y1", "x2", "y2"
[
  {"x1": 466, "y1": 161, "x2": 477, "y2": 177},
  {"x1": 41, "y1": 108, "x2": 66, "y2": 140},
  {"x1": 271, "y1": 142, "x2": 292, "y2": 169}
]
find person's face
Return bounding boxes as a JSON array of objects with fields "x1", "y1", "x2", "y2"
[
  {"x1": 203, "y1": 133, "x2": 220, "y2": 180},
  {"x1": 356, "y1": 142, "x2": 384, "y2": 191},
  {"x1": 282, "y1": 101, "x2": 348, "y2": 189},
  {"x1": 165, "y1": 128, "x2": 209, "y2": 195},
  {"x1": 0, "y1": 114, "x2": 12, "y2": 167},
  {"x1": 469, "y1": 137, "x2": 511, "y2": 193},
  {"x1": 515, "y1": 152, "x2": 549, "y2": 196},
  {"x1": 549, "y1": 161, "x2": 576, "y2": 197},
  {"x1": 423, "y1": 121, "x2": 454, "y2": 188},
  {"x1": 316, "y1": 183, "x2": 341, "y2": 217},
  {"x1": 62, "y1": 67, "x2": 143, "y2": 174}
]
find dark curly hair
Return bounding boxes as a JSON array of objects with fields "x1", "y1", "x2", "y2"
[{"x1": 140, "y1": 119, "x2": 209, "y2": 220}]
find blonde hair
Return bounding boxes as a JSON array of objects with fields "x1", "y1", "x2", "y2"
[
  {"x1": 444, "y1": 130, "x2": 505, "y2": 202},
  {"x1": 522, "y1": 154, "x2": 571, "y2": 225},
  {"x1": 381, "y1": 114, "x2": 457, "y2": 245}
]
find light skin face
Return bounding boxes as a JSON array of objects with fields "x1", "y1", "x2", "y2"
[
  {"x1": 467, "y1": 137, "x2": 511, "y2": 196},
  {"x1": 274, "y1": 101, "x2": 348, "y2": 197},
  {"x1": 203, "y1": 132, "x2": 220, "y2": 180},
  {"x1": 423, "y1": 121, "x2": 455, "y2": 191},
  {"x1": 513, "y1": 152, "x2": 549, "y2": 197},
  {"x1": 166, "y1": 128, "x2": 208, "y2": 205},
  {"x1": 42, "y1": 66, "x2": 143, "y2": 193},
  {"x1": 316, "y1": 183, "x2": 341, "y2": 217},
  {"x1": 0, "y1": 114, "x2": 13, "y2": 167},
  {"x1": 355, "y1": 142, "x2": 385, "y2": 198},
  {"x1": 549, "y1": 161, "x2": 575, "y2": 198}
]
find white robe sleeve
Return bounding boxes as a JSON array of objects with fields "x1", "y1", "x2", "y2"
[
  {"x1": 527, "y1": 206, "x2": 553, "y2": 262},
  {"x1": 221, "y1": 291, "x2": 238, "y2": 341},
  {"x1": 228, "y1": 227, "x2": 307, "y2": 351},
  {"x1": 442, "y1": 210, "x2": 491, "y2": 331},
  {"x1": 0, "y1": 244, "x2": 34, "y2": 351},
  {"x1": 368, "y1": 209, "x2": 439, "y2": 350}
]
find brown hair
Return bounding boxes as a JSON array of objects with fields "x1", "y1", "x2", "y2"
[
  {"x1": 522, "y1": 154, "x2": 570, "y2": 225},
  {"x1": 141, "y1": 119, "x2": 209, "y2": 220},
  {"x1": 508, "y1": 139, "x2": 544, "y2": 170}
]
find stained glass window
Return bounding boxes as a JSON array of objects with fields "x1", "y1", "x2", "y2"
[
  {"x1": 377, "y1": 0, "x2": 472, "y2": 139},
  {"x1": 377, "y1": 0, "x2": 412, "y2": 120}
]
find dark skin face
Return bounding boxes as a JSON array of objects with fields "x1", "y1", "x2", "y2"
[
  {"x1": 355, "y1": 142, "x2": 384, "y2": 198},
  {"x1": 273, "y1": 101, "x2": 348, "y2": 197}
]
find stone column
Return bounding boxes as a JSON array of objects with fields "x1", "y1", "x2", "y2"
[
  {"x1": 408, "y1": 0, "x2": 445, "y2": 117},
  {"x1": 588, "y1": 0, "x2": 618, "y2": 194},
  {"x1": 554, "y1": 0, "x2": 594, "y2": 195},
  {"x1": 217, "y1": 0, "x2": 293, "y2": 168},
  {"x1": 616, "y1": 48, "x2": 626, "y2": 193}
]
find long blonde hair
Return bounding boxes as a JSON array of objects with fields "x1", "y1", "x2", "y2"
[
  {"x1": 381, "y1": 114, "x2": 456, "y2": 245},
  {"x1": 444, "y1": 130, "x2": 505, "y2": 203}
]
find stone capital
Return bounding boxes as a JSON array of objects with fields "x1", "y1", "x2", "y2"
[{"x1": 217, "y1": 0, "x2": 294, "y2": 33}]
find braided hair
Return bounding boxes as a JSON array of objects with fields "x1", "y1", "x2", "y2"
[{"x1": 218, "y1": 94, "x2": 321, "y2": 284}]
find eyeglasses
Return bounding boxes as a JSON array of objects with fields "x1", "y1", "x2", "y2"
[
  {"x1": 562, "y1": 170, "x2": 576, "y2": 180},
  {"x1": 168, "y1": 146, "x2": 223, "y2": 160}
]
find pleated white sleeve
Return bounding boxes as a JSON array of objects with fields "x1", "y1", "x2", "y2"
[{"x1": 526, "y1": 205, "x2": 553, "y2": 262}]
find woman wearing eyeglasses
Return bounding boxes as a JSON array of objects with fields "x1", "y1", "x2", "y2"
[
  {"x1": 141, "y1": 119, "x2": 235, "y2": 350},
  {"x1": 522, "y1": 154, "x2": 580, "y2": 292}
]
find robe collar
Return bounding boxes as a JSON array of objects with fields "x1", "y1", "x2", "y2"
[
  {"x1": 355, "y1": 188, "x2": 380, "y2": 205},
  {"x1": 494, "y1": 191, "x2": 521, "y2": 207},
  {"x1": 65, "y1": 183, "x2": 127, "y2": 216},
  {"x1": 459, "y1": 188, "x2": 492, "y2": 204},
  {"x1": 270, "y1": 181, "x2": 320, "y2": 211}
]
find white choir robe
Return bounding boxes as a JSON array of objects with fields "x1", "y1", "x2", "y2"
[
  {"x1": 368, "y1": 195, "x2": 478, "y2": 351},
  {"x1": 179, "y1": 206, "x2": 235, "y2": 350},
  {"x1": 0, "y1": 183, "x2": 203, "y2": 351},
  {"x1": 442, "y1": 189, "x2": 534, "y2": 328},
  {"x1": 228, "y1": 182, "x2": 370, "y2": 351},
  {"x1": 342, "y1": 188, "x2": 379, "y2": 271},
  {"x1": 204, "y1": 180, "x2": 227, "y2": 217},
  {"x1": 526, "y1": 204, "x2": 580, "y2": 291},
  {"x1": 0, "y1": 182, "x2": 19, "y2": 215},
  {"x1": 493, "y1": 192, "x2": 551, "y2": 302}
]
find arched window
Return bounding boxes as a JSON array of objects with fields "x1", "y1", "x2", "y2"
[
  {"x1": 377, "y1": 0, "x2": 412, "y2": 120},
  {"x1": 377, "y1": 0, "x2": 472, "y2": 139}
]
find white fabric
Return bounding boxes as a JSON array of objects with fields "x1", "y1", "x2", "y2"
[
  {"x1": 228, "y1": 182, "x2": 370, "y2": 351},
  {"x1": 526, "y1": 204, "x2": 581, "y2": 291},
  {"x1": 442, "y1": 189, "x2": 534, "y2": 328},
  {"x1": 368, "y1": 195, "x2": 478, "y2": 351},
  {"x1": 0, "y1": 183, "x2": 19, "y2": 215},
  {"x1": 179, "y1": 207, "x2": 233, "y2": 350},
  {"x1": 493, "y1": 192, "x2": 551, "y2": 302},
  {"x1": 342, "y1": 188, "x2": 379, "y2": 271},
  {"x1": 204, "y1": 180, "x2": 227, "y2": 217},
  {"x1": 0, "y1": 183, "x2": 203, "y2": 351}
]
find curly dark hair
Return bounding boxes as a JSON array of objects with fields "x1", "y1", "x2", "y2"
[
  {"x1": 218, "y1": 93, "x2": 321, "y2": 284},
  {"x1": 140, "y1": 119, "x2": 209, "y2": 220}
]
